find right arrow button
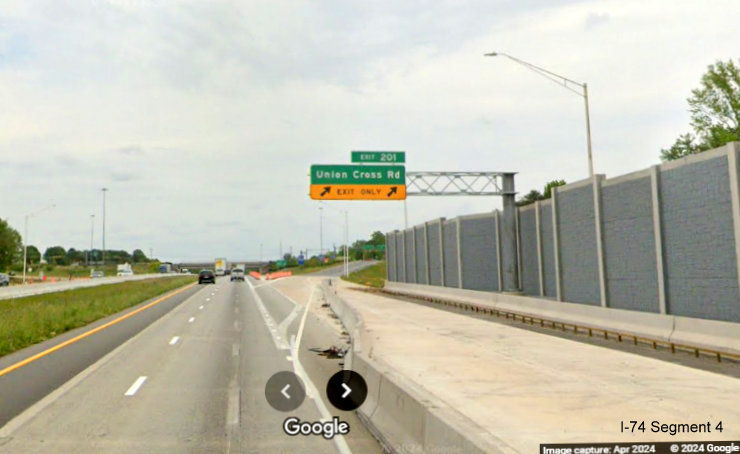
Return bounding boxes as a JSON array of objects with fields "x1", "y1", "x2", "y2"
[{"x1": 326, "y1": 370, "x2": 367, "y2": 411}]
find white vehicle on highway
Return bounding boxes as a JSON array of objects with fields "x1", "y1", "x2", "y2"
[
  {"x1": 230, "y1": 268, "x2": 245, "y2": 281},
  {"x1": 116, "y1": 263, "x2": 134, "y2": 277},
  {"x1": 0, "y1": 273, "x2": 9, "y2": 286}
]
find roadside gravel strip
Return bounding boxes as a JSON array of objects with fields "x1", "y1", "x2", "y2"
[{"x1": 0, "y1": 273, "x2": 184, "y2": 301}]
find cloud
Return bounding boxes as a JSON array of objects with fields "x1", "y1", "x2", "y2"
[
  {"x1": 583, "y1": 12, "x2": 610, "y2": 29},
  {"x1": 112, "y1": 145, "x2": 144, "y2": 155},
  {"x1": 1, "y1": 0, "x2": 739, "y2": 261}
]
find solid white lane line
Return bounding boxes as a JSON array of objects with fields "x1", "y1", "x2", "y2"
[
  {"x1": 124, "y1": 376, "x2": 147, "y2": 396},
  {"x1": 169, "y1": 336, "x2": 180, "y2": 345},
  {"x1": 188, "y1": 317, "x2": 195, "y2": 323}
]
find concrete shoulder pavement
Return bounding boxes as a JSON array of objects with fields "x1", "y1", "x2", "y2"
[{"x1": 329, "y1": 279, "x2": 740, "y2": 453}]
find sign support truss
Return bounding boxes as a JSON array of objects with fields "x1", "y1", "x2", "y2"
[{"x1": 406, "y1": 171, "x2": 515, "y2": 196}]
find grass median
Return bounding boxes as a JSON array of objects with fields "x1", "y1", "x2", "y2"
[
  {"x1": 0, "y1": 276, "x2": 196, "y2": 358},
  {"x1": 341, "y1": 261, "x2": 386, "y2": 288}
]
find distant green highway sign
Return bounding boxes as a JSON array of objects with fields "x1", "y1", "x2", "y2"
[
  {"x1": 310, "y1": 165, "x2": 405, "y2": 185},
  {"x1": 351, "y1": 151, "x2": 405, "y2": 164},
  {"x1": 363, "y1": 244, "x2": 375, "y2": 251}
]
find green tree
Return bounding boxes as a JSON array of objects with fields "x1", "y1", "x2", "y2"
[
  {"x1": 0, "y1": 219, "x2": 22, "y2": 270},
  {"x1": 44, "y1": 246, "x2": 67, "y2": 265},
  {"x1": 516, "y1": 189, "x2": 544, "y2": 207},
  {"x1": 132, "y1": 249, "x2": 148, "y2": 263},
  {"x1": 66, "y1": 248, "x2": 85, "y2": 264},
  {"x1": 26, "y1": 245, "x2": 41, "y2": 264},
  {"x1": 662, "y1": 59, "x2": 740, "y2": 161},
  {"x1": 543, "y1": 180, "x2": 567, "y2": 199},
  {"x1": 368, "y1": 231, "x2": 385, "y2": 246}
]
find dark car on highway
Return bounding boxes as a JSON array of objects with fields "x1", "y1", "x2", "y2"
[
  {"x1": 198, "y1": 269, "x2": 215, "y2": 284},
  {"x1": 0, "y1": 273, "x2": 9, "y2": 287}
]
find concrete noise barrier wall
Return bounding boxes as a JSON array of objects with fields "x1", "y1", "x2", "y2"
[{"x1": 386, "y1": 142, "x2": 740, "y2": 325}]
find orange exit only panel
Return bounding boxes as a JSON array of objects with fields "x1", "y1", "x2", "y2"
[{"x1": 310, "y1": 184, "x2": 406, "y2": 200}]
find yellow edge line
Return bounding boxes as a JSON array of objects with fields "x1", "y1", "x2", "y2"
[{"x1": 0, "y1": 281, "x2": 197, "y2": 379}]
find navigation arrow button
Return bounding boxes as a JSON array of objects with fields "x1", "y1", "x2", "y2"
[
  {"x1": 281, "y1": 384, "x2": 291, "y2": 399},
  {"x1": 341, "y1": 383, "x2": 352, "y2": 399}
]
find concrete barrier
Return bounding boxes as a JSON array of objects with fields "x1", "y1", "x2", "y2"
[
  {"x1": 320, "y1": 279, "x2": 514, "y2": 454},
  {"x1": 385, "y1": 281, "x2": 740, "y2": 357}
]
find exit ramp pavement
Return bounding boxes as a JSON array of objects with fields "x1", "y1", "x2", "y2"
[{"x1": 317, "y1": 278, "x2": 740, "y2": 453}]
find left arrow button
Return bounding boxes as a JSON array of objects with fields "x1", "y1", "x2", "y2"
[{"x1": 265, "y1": 371, "x2": 305, "y2": 412}]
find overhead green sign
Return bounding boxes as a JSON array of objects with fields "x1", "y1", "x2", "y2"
[
  {"x1": 310, "y1": 165, "x2": 405, "y2": 185},
  {"x1": 276, "y1": 260, "x2": 287, "y2": 268},
  {"x1": 351, "y1": 151, "x2": 406, "y2": 164},
  {"x1": 377, "y1": 244, "x2": 386, "y2": 251},
  {"x1": 363, "y1": 244, "x2": 376, "y2": 251}
]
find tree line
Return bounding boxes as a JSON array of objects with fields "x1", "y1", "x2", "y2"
[{"x1": 0, "y1": 219, "x2": 151, "y2": 271}]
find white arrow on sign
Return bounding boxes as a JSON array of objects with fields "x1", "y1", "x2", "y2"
[
  {"x1": 281, "y1": 384, "x2": 291, "y2": 399},
  {"x1": 341, "y1": 383, "x2": 352, "y2": 399}
]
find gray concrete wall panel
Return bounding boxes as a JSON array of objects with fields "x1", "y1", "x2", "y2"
[
  {"x1": 557, "y1": 186, "x2": 600, "y2": 305},
  {"x1": 518, "y1": 209, "x2": 540, "y2": 295},
  {"x1": 428, "y1": 224, "x2": 442, "y2": 286},
  {"x1": 387, "y1": 232, "x2": 397, "y2": 282},
  {"x1": 539, "y1": 204, "x2": 557, "y2": 298},
  {"x1": 404, "y1": 230, "x2": 416, "y2": 283},
  {"x1": 443, "y1": 221, "x2": 459, "y2": 288},
  {"x1": 602, "y1": 177, "x2": 659, "y2": 312},
  {"x1": 660, "y1": 156, "x2": 740, "y2": 322},
  {"x1": 459, "y1": 216, "x2": 499, "y2": 292},
  {"x1": 414, "y1": 225, "x2": 427, "y2": 284}
]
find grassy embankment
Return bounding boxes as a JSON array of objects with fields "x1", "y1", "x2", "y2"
[
  {"x1": 0, "y1": 275, "x2": 196, "y2": 358},
  {"x1": 285, "y1": 260, "x2": 351, "y2": 276},
  {"x1": 340, "y1": 261, "x2": 386, "y2": 288}
]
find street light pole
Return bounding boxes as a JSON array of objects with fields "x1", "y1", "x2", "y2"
[
  {"x1": 484, "y1": 51, "x2": 595, "y2": 178},
  {"x1": 89, "y1": 214, "x2": 95, "y2": 266},
  {"x1": 22, "y1": 204, "x2": 55, "y2": 284},
  {"x1": 101, "y1": 188, "x2": 108, "y2": 266}
]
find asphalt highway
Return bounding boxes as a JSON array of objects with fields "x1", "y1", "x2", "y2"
[{"x1": 0, "y1": 277, "x2": 383, "y2": 453}]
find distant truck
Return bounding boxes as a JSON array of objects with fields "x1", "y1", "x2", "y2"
[
  {"x1": 215, "y1": 258, "x2": 227, "y2": 276},
  {"x1": 117, "y1": 263, "x2": 134, "y2": 276},
  {"x1": 158, "y1": 263, "x2": 172, "y2": 273}
]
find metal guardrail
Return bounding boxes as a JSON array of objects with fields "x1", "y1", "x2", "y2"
[{"x1": 373, "y1": 288, "x2": 740, "y2": 364}]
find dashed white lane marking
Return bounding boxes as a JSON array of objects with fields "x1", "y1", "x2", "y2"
[
  {"x1": 169, "y1": 336, "x2": 180, "y2": 345},
  {"x1": 124, "y1": 376, "x2": 147, "y2": 396},
  {"x1": 188, "y1": 317, "x2": 195, "y2": 323},
  {"x1": 199, "y1": 305, "x2": 204, "y2": 310},
  {"x1": 206, "y1": 298, "x2": 211, "y2": 302},
  {"x1": 232, "y1": 344, "x2": 239, "y2": 357}
]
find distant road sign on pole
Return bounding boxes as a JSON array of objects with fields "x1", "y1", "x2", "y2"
[
  {"x1": 351, "y1": 151, "x2": 406, "y2": 164},
  {"x1": 310, "y1": 164, "x2": 406, "y2": 200}
]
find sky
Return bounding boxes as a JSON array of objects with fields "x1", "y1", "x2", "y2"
[{"x1": 1, "y1": 0, "x2": 738, "y2": 262}]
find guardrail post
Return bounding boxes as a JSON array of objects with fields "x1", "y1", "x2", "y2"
[
  {"x1": 552, "y1": 187, "x2": 563, "y2": 301},
  {"x1": 650, "y1": 165, "x2": 668, "y2": 315}
]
